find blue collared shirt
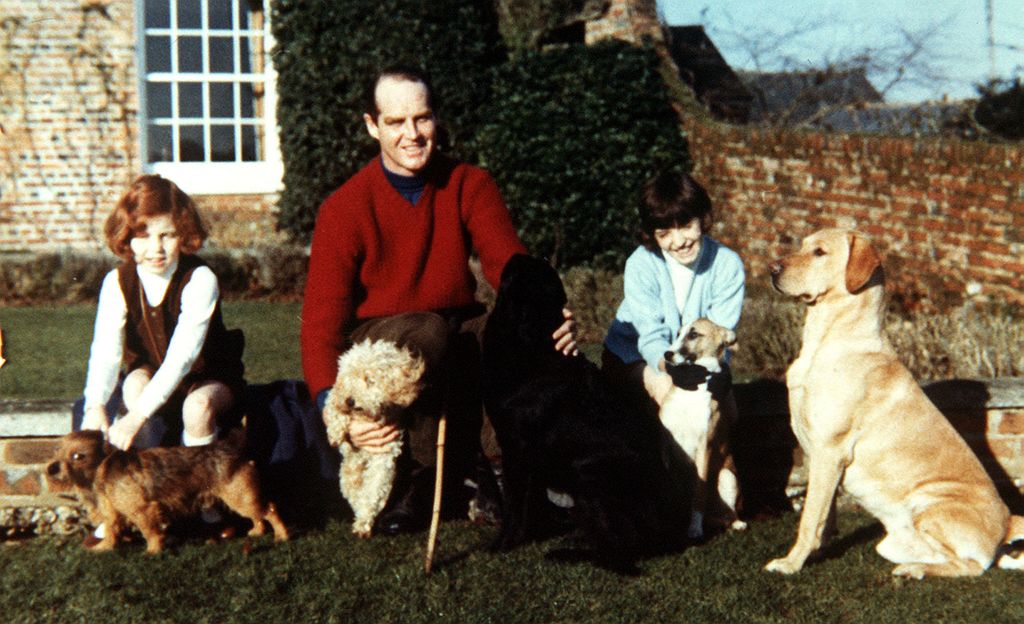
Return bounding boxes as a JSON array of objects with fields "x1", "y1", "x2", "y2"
[{"x1": 603, "y1": 236, "x2": 745, "y2": 368}]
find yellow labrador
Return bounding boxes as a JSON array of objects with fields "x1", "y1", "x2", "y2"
[{"x1": 765, "y1": 228, "x2": 1024, "y2": 578}]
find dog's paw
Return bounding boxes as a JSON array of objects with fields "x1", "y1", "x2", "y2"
[
  {"x1": 891, "y1": 563, "x2": 926, "y2": 580},
  {"x1": 765, "y1": 557, "x2": 803, "y2": 574},
  {"x1": 730, "y1": 519, "x2": 748, "y2": 531}
]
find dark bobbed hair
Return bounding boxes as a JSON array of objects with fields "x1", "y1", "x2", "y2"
[
  {"x1": 104, "y1": 174, "x2": 207, "y2": 260},
  {"x1": 638, "y1": 170, "x2": 714, "y2": 251},
  {"x1": 363, "y1": 64, "x2": 436, "y2": 120}
]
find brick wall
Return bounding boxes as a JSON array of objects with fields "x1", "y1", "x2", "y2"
[
  {"x1": 686, "y1": 119, "x2": 1024, "y2": 308},
  {"x1": 585, "y1": 0, "x2": 661, "y2": 45},
  {"x1": 196, "y1": 194, "x2": 286, "y2": 249},
  {"x1": 0, "y1": 0, "x2": 281, "y2": 251},
  {"x1": 0, "y1": 0, "x2": 138, "y2": 251}
]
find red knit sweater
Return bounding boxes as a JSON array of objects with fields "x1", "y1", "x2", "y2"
[{"x1": 301, "y1": 156, "x2": 527, "y2": 397}]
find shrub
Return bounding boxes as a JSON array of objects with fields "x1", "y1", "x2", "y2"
[
  {"x1": 473, "y1": 40, "x2": 689, "y2": 269},
  {"x1": 561, "y1": 265, "x2": 623, "y2": 343},
  {"x1": 270, "y1": 0, "x2": 506, "y2": 242},
  {"x1": 0, "y1": 253, "x2": 114, "y2": 304},
  {"x1": 0, "y1": 248, "x2": 308, "y2": 305}
]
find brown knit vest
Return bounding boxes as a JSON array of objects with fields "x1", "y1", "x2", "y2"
[{"x1": 118, "y1": 254, "x2": 244, "y2": 387}]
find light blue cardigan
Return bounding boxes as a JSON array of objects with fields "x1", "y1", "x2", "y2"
[{"x1": 603, "y1": 236, "x2": 745, "y2": 369}]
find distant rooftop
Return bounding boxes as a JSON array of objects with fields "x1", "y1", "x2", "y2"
[
  {"x1": 739, "y1": 68, "x2": 883, "y2": 125},
  {"x1": 664, "y1": 25, "x2": 753, "y2": 123}
]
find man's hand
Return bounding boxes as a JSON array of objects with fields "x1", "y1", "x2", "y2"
[
  {"x1": 81, "y1": 405, "x2": 110, "y2": 433},
  {"x1": 552, "y1": 307, "x2": 579, "y2": 356},
  {"x1": 108, "y1": 411, "x2": 147, "y2": 450},
  {"x1": 347, "y1": 418, "x2": 401, "y2": 454}
]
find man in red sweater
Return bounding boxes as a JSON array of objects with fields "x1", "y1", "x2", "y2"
[{"x1": 302, "y1": 65, "x2": 576, "y2": 534}]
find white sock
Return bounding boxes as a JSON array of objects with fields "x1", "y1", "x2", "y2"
[
  {"x1": 182, "y1": 429, "x2": 217, "y2": 447},
  {"x1": 93, "y1": 522, "x2": 106, "y2": 539}
]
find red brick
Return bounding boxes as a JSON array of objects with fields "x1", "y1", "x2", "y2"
[
  {"x1": 0, "y1": 471, "x2": 43, "y2": 496},
  {"x1": 979, "y1": 438, "x2": 1024, "y2": 465},
  {"x1": 996, "y1": 410, "x2": 1024, "y2": 436},
  {"x1": 4, "y1": 439, "x2": 60, "y2": 466}
]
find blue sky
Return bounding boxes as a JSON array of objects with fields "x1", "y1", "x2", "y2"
[{"x1": 657, "y1": 0, "x2": 1024, "y2": 102}]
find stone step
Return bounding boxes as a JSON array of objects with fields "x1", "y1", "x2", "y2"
[{"x1": 0, "y1": 399, "x2": 73, "y2": 437}]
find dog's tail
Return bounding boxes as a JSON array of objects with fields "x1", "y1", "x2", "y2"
[{"x1": 995, "y1": 515, "x2": 1024, "y2": 570}]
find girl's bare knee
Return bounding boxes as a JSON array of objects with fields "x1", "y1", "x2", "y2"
[
  {"x1": 122, "y1": 369, "x2": 152, "y2": 410},
  {"x1": 182, "y1": 384, "x2": 232, "y2": 434}
]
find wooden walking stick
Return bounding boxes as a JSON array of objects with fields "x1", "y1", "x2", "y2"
[{"x1": 424, "y1": 413, "x2": 447, "y2": 574}]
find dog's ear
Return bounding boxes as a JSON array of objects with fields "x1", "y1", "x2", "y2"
[
  {"x1": 724, "y1": 329, "x2": 738, "y2": 351},
  {"x1": 394, "y1": 357, "x2": 427, "y2": 407},
  {"x1": 845, "y1": 232, "x2": 881, "y2": 293},
  {"x1": 393, "y1": 381, "x2": 423, "y2": 407}
]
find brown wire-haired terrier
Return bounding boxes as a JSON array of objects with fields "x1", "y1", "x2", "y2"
[{"x1": 46, "y1": 429, "x2": 289, "y2": 553}]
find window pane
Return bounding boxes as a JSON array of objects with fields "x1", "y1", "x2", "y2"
[
  {"x1": 209, "y1": 83, "x2": 234, "y2": 118},
  {"x1": 145, "y1": 36, "x2": 171, "y2": 73},
  {"x1": 179, "y1": 125, "x2": 205, "y2": 162},
  {"x1": 239, "y1": 36, "x2": 252, "y2": 73},
  {"x1": 211, "y1": 125, "x2": 235, "y2": 162},
  {"x1": 177, "y1": 1, "x2": 201, "y2": 29},
  {"x1": 240, "y1": 83, "x2": 255, "y2": 117},
  {"x1": 208, "y1": 37, "x2": 234, "y2": 73},
  {"x1": 238, "y1": 0, "x2": 254, "y2": 29},
  {"x1": 209, "y1": 0, "x2": 233, "y2": 30},
  {"x1": 147, "y1": 124, "x2": 172, "y2": 162},
  {"x1": 144, "y1": 0, "x2": 169, "y2": 28},
  {"x1": 241, "y1": 124, "x2": 259, "y2": 161},
  {"x1": 146, "y1": 82, "x2": 172, "y2": 118},
  {"x1": 178, "y1": 82, "x2": 203, "y2": 118},
  {"x1": 177, "y1": 36, "x2": 203, "y2": 73}
]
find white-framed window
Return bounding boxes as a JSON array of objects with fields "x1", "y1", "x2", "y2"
[{"x1": 137, "y1": 0, "x2": 283, "y2": 194}]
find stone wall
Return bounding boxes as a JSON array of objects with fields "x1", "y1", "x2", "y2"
[
  {"x1": 0, "y1": 401, "x2": 84, "y2": 536},
  {"x1": 730, "y1": 378, "x2": 1024, "y2": 514}
]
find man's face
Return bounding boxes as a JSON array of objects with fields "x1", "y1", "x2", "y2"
[{"x1": 364, "y1": 77, "x2": 436, "y2": 176}]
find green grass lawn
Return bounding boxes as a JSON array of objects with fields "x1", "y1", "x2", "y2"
[
  {"x1": 0, "y1": 301, "x2": 303, "y2": 400},
  {"x1": 3, "y1": 510, "x2": 1023, "y2": 623}
]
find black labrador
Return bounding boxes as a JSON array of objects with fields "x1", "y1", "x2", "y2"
[{"x1": 482, "y1": 254, "x2": 690, "y2": 571}]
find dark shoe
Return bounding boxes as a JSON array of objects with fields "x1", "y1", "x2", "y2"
[
  {"x1": 374, "y1": 505, "x2": 427, "y2": 536},
  {"x1": 372, "y1": 461, "x2": 433, "y2": 535}
]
